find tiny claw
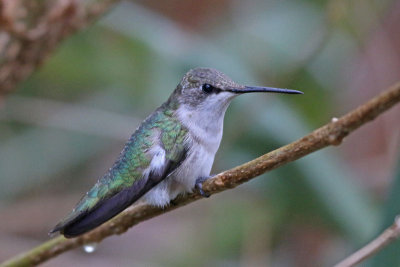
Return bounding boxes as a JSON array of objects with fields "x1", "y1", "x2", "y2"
[
  {"x1": 195, "y1": 176, "x2": 211, "y2": 198},
  {"x1": 169, "y1": 199, "x2": 179, "y2": 206}
]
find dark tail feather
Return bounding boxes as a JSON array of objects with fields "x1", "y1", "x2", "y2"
[
  {"x1": 50, "y1": 157, "x2": 179, "y2": 237},
  {"x1": 55, "y1": 188, "x2": 142, "y2": 238}
]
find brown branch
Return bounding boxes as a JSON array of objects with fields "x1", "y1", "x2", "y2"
[
  {"x1": 1, "y1": 82, "x2": 400, "y2": 267},
  {"x1": 334, "y1": 216, "x2": 400, "y2": 267},
  {"x1": 0, "y1": 0, "x2": 120, "y2": 98}
]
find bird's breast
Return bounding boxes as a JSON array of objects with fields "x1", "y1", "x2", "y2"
[{"x1": 171, "y1": 131, "x2": 221, "y2": 189}]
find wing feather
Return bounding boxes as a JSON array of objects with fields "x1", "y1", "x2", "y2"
[
  {"x1": 50, "y1": 108, "x2": 188, "y2": 237},
  {"x1": 51, "y1": 146, "x2": 186, "y2": 237}
]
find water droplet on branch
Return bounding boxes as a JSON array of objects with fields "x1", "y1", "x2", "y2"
[{"x1": 83, "y1": 243, "x2": 97, "y2": 253}]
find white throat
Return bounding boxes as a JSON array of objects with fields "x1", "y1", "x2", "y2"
[{"x1": 176, "y1": 96, "x2": 233, "y2": 154}]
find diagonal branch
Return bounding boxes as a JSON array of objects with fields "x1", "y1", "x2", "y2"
[
  {"x1": 1, "y1": 82, "x2": 400, "y2": 267},
  {"x1": 334, "y1": 215, "x2": 400, "y2": 267}
]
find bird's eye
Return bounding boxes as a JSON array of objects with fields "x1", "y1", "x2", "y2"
[{"x1": 202, "y1": 84, "x2": 214, "y2": 94}]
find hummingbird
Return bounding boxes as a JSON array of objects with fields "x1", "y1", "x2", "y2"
[{"x1": 50, "y1": 68, "x2": 303, "y2": 237}]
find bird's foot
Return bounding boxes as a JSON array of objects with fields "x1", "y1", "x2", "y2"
[{"x1": 195, "y1": 176, "x2": 212, "y2": 198}]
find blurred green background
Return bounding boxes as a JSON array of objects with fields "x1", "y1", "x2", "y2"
[{"x1": 1, "y1": 0, "x2": 400, "y2": 266}]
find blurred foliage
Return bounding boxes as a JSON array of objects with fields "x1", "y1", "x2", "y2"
[{"x1": 0, "y1": 0, "x2": 399, "y2": 266}]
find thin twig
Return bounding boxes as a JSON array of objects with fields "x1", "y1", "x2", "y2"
[
  {"x1": 334, "y1": 216, "x2": 400, "y2": 267},
  {"x1": 1, "y1": 82, "x2": 400, "y2": 267}
]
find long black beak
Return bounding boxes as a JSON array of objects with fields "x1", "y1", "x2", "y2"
[{"x1": 228, "y1": 86, "x2": 303, "y2": 95}]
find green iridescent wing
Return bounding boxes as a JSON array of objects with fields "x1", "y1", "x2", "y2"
[{"x1": 50, "y1": 107, "x2": 187, "y2": 237}]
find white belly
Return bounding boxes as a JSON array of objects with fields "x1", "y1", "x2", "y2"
[
  {"x1": 143, "y1": 134, "x2": 220, "y2": 207},
  {"x1": 171, "y1": 144, "x2": 215, "y2": 190},
  {"x1": 143, "y1": 104, "x2": 226, "y2": 207}
]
